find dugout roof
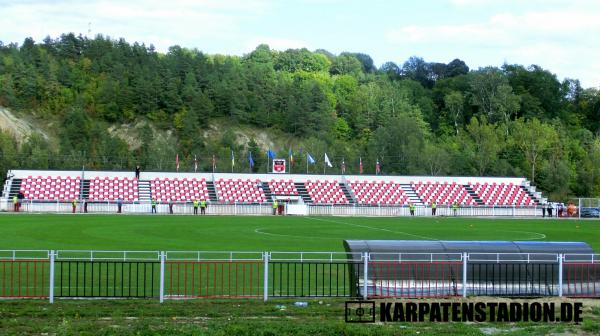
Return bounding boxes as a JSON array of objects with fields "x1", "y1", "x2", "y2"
[{"x1": 343, "y1": 240, "x2": 595, "y2": 262}]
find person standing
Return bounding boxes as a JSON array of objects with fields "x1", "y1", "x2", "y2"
[
  {"x1": 272, "y1": 199, "x2": 278, "y2": 215},
  {"x1": 193, "y1": 199, "x2": 199, "y2": 215},
  {"x1": 409, "y1": 203, "x2": 415, "y2": 216},
  {"x1": 431, "y1": 200, "x2": 437, "y2": 216},
  {"x1": 452, "y1": 201, "x2": 459, "y2": 216},
  {"x1": 135, "y1": 165, "x2": 141, "y2": 180},
  {"x1": 200, "y1": 199, "x2": 207, "y2": 215},
  {"x1": 169, "y1": 199, "x2": 174, "y2": 214},
  {"x1": 17, "y1": 192, "x2": 24, "y2": 211},
  {"x1": 151, "y1": 198, "x2": 157, "y2": 214},
  {"x1": 12, "y1": 195, "x2": 18, "y2": 212},
  {"x1": 542, "y1": 204, "x2": 546, "y2": 218},
  {"x1": 72, "y1": 198, "x2": 77, "y2": 213},
  {"x1": 117, "y1": 198, "x2": 123, "y2": 214},
  {"x1": 547, "y1": 202, "x2": 553, "y2": 218}
]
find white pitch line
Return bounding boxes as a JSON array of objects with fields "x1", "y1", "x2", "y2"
[
  {"x1": 253, "y1": 228, "x2": 343, "y2": 240},
  {"x1": 499, "y1": 230, "x2": 547, "y2": 241},
  {"x1": 304, "y1": 217, "x2": 438, "y2": 240}
]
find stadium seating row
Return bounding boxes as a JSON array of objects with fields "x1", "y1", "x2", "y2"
[{"x1": 17, "y1": 175, "x2": 539, "y2": 206}]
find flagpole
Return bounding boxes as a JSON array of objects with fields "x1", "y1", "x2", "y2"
[{"x1": 306, "y1": 154, "x2": 309, "y2": 174}]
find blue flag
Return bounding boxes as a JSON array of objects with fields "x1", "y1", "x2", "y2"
[
  {"x1": 307, "y1": 153, "x2": 316, "y2": 164},
  {"x1": 248, "y1": 151, "x2": 255, "y2": 168},
  {"x1": 267, "y1": 149, "x2": 277, "y2": 159}
]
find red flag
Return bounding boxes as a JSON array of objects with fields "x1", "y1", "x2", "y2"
[
  {"x1": 376, "y1": 159, "x2": 381, "y2": 175},
  {"x1": 359, "y1": 157, "x2": 363, "y2": 174},
  {"x1": 194, "y1": 155, "x2": 198, "y2": 173},
  {"x1": 176, "y1": 154, "x2": 180, "y2": 172}
]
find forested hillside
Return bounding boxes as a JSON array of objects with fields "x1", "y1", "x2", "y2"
[{"x1": 1, "y1": 33, "x2": 600, "y2": 199}]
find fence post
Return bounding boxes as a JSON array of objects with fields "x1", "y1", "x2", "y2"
[
  {"x1": 462, "y1": 252, "x2": 468, "y2": 298},
  {"x1": 558, "y1": 253, "x2": 563, "y2": 297},
  {"x1": 263, "y1": 252, "x2": 269, "y2": 302},
  {"x1": 363, "y1": 252, "x2": 369, "y2": 300},
  {"x1": 159, "y1": 251, "x2": 165, "y2": 303},
  {"x1": 49, "y1": 250, "x2": 55, "y2": 303}
]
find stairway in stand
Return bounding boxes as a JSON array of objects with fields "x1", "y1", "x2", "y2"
[
  {"x1": 262, "y1": 183, "x2": 274, "y2": 201},
  {"x1": 294, "y1": 182, "x2": 313, "y2": 204},
  {"x1": 7, "y1": 178, "x2": 21, "y2": 198},
  {"x1": 400, "y1": 184, "x2": 424, "y2": 206},
  {"x1": 81, "y1": 180, "x2": 90, "y2": 200},
  {"x1": 339, "y1": 182, "x2": 355, "y2": 204},
  {"x1": 206, "y1": 181, "x2": 219, "y2": 202},
  {"x1": 464, "y1": 184, "x2": 485, "y2": 206},
  {"x1": 137, "y1": 180, "x2": 151, "y2": 202}
]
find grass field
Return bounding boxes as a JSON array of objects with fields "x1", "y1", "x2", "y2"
[
  {"x1": 1, "y1": 214, "x2": 600, "y2": 335},
  {"x1": 0, "y1": 214, "x2": 598, "y2": 251}
]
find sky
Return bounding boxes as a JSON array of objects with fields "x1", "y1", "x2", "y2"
[{"x1": 1, "y1": 0, "x2": 599, "y2": 88}]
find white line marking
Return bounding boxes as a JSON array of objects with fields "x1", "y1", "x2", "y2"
[
  {"x1": 253, "y1": 228, "x2": 343, "y2": 240},
  {"x1": 304, "y1": 217, "x2": 438, "y2": 240},
  {"x1": 499, "y1": 230, "x2": 547, "y2": 240}
]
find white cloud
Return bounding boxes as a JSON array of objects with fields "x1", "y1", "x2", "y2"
[
  {"x1": 0, "y1": 0, "x2": 272, "y2": 51},
  {"x1": 386, "y1": 9, "x2": 600, "y2": 87}
]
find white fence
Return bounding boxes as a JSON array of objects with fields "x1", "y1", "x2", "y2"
[{"x1": 0, "y1": 199, "x2": 551, "y2": 217}]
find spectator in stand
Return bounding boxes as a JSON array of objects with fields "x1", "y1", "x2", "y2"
[{"x1": 135, "y1": 165, "x2": 141, "y2": 180}]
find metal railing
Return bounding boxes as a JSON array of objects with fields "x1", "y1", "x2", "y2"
[
  {"x1": 0, "y1": 250, "x2": 599, "y2": 301},
  {"x1": 1, "y1": 199, "x2": 555, "y2": 218}
]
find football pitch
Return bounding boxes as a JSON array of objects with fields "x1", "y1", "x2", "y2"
[{"x1": 0, "y1": 214, "x2": 598, "y2": 251}]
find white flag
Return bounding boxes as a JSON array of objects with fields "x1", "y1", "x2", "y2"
[{"x1": 324, "y1": 153, "x2": 333, "y2": 168}]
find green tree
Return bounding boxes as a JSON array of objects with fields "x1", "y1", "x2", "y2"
[
  {"x1": 444, "y1": 91, "x2": 464, "y2": 135},
  {"x1": 463, "y1": 116, "x2": 502, "y2": 176},
  {"x1": 512, "y1": 118, "x2": 558, "y2": 184}
]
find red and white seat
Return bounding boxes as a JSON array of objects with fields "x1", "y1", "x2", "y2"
[
  {"x1": 20, "y1": 176, "x2": 81, "y2": 201},
  {"x1": 470, "y1": 182, "x2": 535, "y2": 206},
  {"x1": 304, "y1": 180, "x2": 348, "y2": 204},
  {"x1": 268, "y1": 179, "x2": 299, "y2": 196},
  {"x1": 215, "y1": 178, "x2": 266, "y2": 203},
  {"x1": 89, "y1": 177, "x2": 138, "y2": 201},
  {"x1": 349, "y1": 180, "x2": 409, "y2": 205},
  {"x1": 412, "y1": 181, "x2": 477, "y2": 206},
  {"x1": 151, "y1": 178, "x2": 209, "y2": 202}
]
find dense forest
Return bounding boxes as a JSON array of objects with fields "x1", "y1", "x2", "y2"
[{"x1": 1, "y1": 33, "x2": 600, "y2": 199}]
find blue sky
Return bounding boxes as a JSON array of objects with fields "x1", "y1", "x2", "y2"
[{"x1": 1, "y1": 0, "x2": 599, "y2": 87}]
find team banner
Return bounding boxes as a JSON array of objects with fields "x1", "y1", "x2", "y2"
[{"x1": 272, "y1": 159, "x2": 286, "y2": 173}]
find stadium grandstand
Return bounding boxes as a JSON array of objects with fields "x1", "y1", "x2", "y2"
[{"x1": 1, "y1": 169, "x2": 546, "y2": 216}]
